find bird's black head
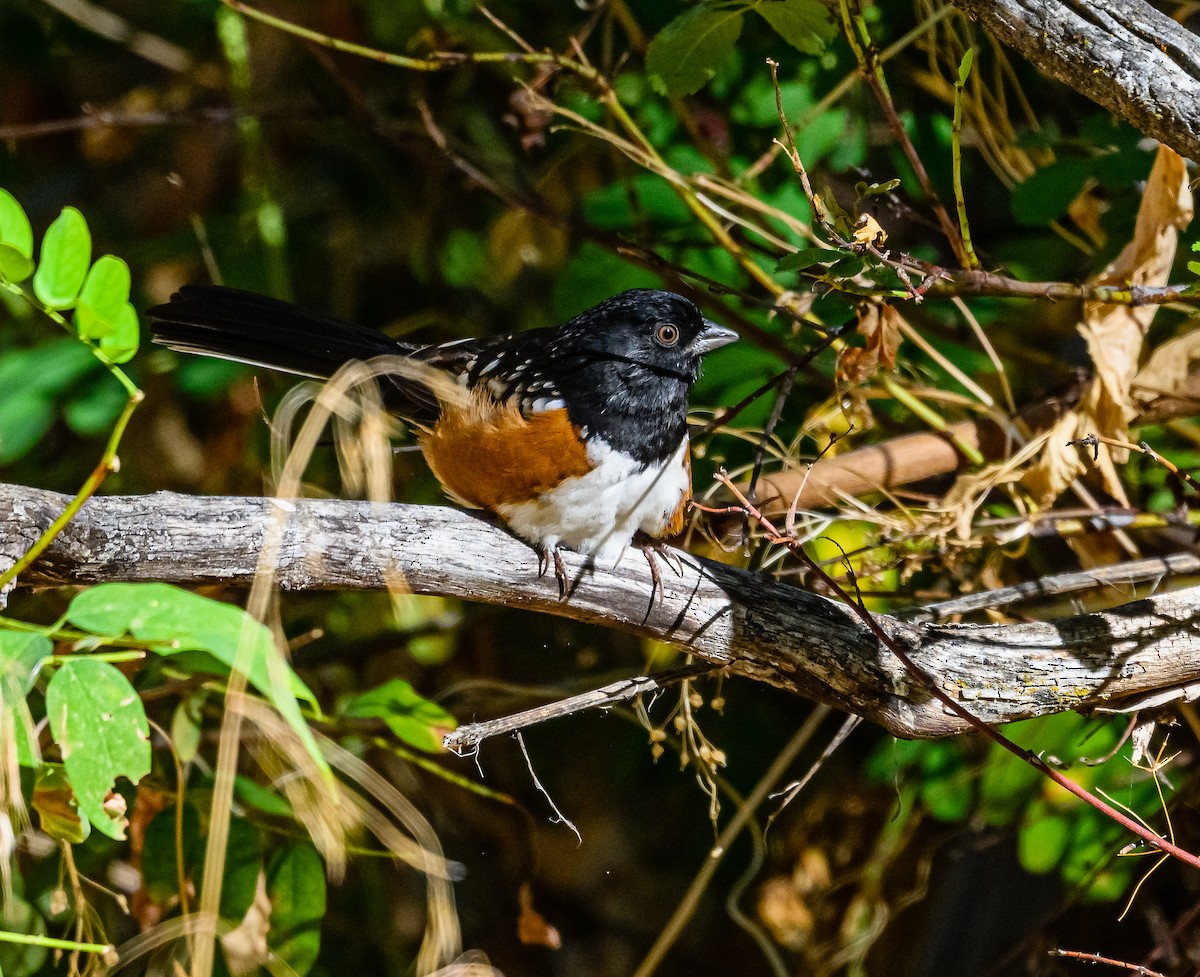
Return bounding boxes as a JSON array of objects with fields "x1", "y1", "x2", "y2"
[
  {"x1": 565, "y1": 289, "x2": 737, "y2": 383},
  {"x1": 551, "y1": 289, "x2": 737, "y2": 465}
]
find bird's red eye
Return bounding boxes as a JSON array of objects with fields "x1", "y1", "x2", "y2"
[{"x1": 655, "y1": 323, "x2": 680, "y2": 347}]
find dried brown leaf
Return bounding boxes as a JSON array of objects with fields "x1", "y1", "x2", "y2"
[
  {"x1": 1132, "y1": 328, "x2": 1200, "y2": 423},
  {"x1": 1021, "y1": 147, "x2": 1192, "y2": 510},
  {"x1": 517, "y1": 882, "x2": 561, "y2": 949},
  {"x1": 1078, "y1": 146, "x2": 1192, "y2": 464},
  {"x1": 837, "y1": 304, "x2": 903, "y2": 384},
  {"x1": 1018, "y1": 416, "x2": 1086, "y2": 509}
]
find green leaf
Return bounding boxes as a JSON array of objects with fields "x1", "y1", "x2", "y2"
[
  {"x1": 957, "y1": 48, "x2": 974, "y2": 86},
  {"x1": 439, "y1": 229, "x2": 489, "y2": 290},
  {"x1": 0, "y1": 338, "x2": 98, "y2": 397},
  {"x1": 267, "y1": 843, "x2": 326, "y2": 976},
  {"x1": 32, "y1": 207, "x2": 91, "y2": 309},
  {"x1": 856, "y1": 178, "x2": 901, "y2": 199},
  {"x1": 342, "y1": 678, "x2": 457, "y2": 753},
  {"x1": 978, "y1": 745, "x2": 1043, "y2": 825},
  {"x1": 77, "y1": 255, "x2": 131, "y2": 322},
  {"x1": 96, "y1": 303, "x2": 140, "y2": 364},
  {"x1": 826, "y1": 255, "x2": 867, "y2": 278},
  {"x1": 0, "y1": 392, "x2": 56, "y2": 464},
  {"x1": 0, "y1": 244, "x2": 34, "y2": 283},
  {"x1": 583, "y1": 175, "x2": 691, "y2": 230},
  {"x1": 74, "y1": 256, "x2": 140, "y2": 362},
  {"x1": 141, "y1": 803, "x2": 201, "y2": 903},
  {"x1": 75, "y1": 255, "x2": 131, "y2": 340},
  {"x1": 776, "y1": 246, "x2": 838, "y2": 273},
  {"x1": 1188, "y1": 260, "x2": 1200, "y2": 276},
  {"x1": 63, "y1": 377, "x2": 130, "y2": 436},
  {"x1": 234, "y1": 775, "x2": 294, "y2": 818},
  {"x1": 552, "y1": 243, "x2": 660, "y2": 319},
  {"x1": 210, "y1": 817, "x2": 264, "y2": 921},
  {"x1": 0, "y1": 631, "x2": 49, "y2": 699},
  {"x1": 1011, "y1": 158, "x2": 1092, "y2": 226},
  {"x1": 45, "y1": 659, "x2": 150, "y2": 840},
  {"x1": 0, "y1": 189, "x2": 34, "y2": 282},
  {"x1": 67, "y1": 583, "x2": 319, "y2": 711},
  {"x1": 919, "y1": 772, "x2": 972, "y2": 822},
  {"x1": 31, "y1": 764, "x2": 90, "y2": 844},
  {"x1": 0, "y1": 189, "x2": 33, "y2": 258},
  {"x1": 0, "y1": 896, "x2": 48, "y2": 977},
  {"x1": 647, "y1": 5, "x2": 744, "y2": 96},
  {"x1": 0, "y1": 630, "x2": 50, "y2": 767},
  {"x1": 754, "y1": 0, "x2": 835, "y2": 55},
  {"x1": 65, "y1": 583, "x2": 328, "y2": 780},
  {"x1": 1018, "y1": 804, "x2": 1069, "y2": 875},
  {"x1": 170, "y1": 694, "x2": 205, "y2": 765}
]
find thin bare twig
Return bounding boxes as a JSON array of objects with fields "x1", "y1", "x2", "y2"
[
  {"x1": 909, "y1": 552, "x2": 1200, "y2": 622},
  {"x1": 1048, "y1": 948, "x2": 1166, "y2": 977},
  {"x1": 442, "y1": 662, "x2": 721, "y2": 753}
]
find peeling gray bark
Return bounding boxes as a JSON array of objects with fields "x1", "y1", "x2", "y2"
[
  {"x1": 953, "y1": 0, "x2": 1200, "y2": 161},
  {"x1": 5, "y1": 482, "x2": 1200, "y2": 738}
]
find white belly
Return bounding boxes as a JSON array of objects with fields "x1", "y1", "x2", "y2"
[{"x1": 496, "y1": 438, "x2": 690, "y2": 565}]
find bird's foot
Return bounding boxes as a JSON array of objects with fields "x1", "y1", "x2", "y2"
[
  {"x1": 538, "y1": 545, "x2": 570, "y2": 601},
  {"x1": 635, "y1": 534, "x2": 684, "y2": 604}
]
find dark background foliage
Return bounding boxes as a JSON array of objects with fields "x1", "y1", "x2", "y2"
[{"x1": 2, "y1": 1, "x2": 1199, "y2": 975}]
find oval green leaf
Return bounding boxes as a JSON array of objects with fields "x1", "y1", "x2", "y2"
[
  {"x1": 1018, "y1": 807, "x2": 1070, "y2": 875},
  {"x1": 75, "y1": 254, "x2": 132, "y2": 341},
  {"x1": 342, "y1": 678, "x2": 457, "y2": 753},
  {"x1": 0, "y1": 243, "x2": 35, "y2": 283},
  {"x1": 0, "y1": 188, "x2": 33, "y2": 259},
  {"x1": 267, "y1": 843, "x2": 326, "y2": 975},
  {"x1": 646, "y1": 5, "x2": 743, "y2": 96},
  {"x1": 65, "y1": 583, "x2": 328, "y2": 781},
  {"x1": 45, "y1": 658, "x2": 150, "y2": 840},
  {"x1": 98, "y1": 302, "x2": 141, "y2": 363},
  {"x1": 63, "y1": 377, "x2": 129, "y2": 436},
  {"x1": 79, "y1": 254, "x2": 130, "y2": 312},
  {"x1": 958, "y1": 48, "x2": 975, "y2": 86},
  {"x1": 0, "y1": 392, "x2": 56, "y2": 464},
  {"x1": 32, "y1": 206, "x2": 91, "y2": 309},
  {"x1": 776, "y1": 246, "x2": 838, "y2": 273},
  {"x1": 754, "y1": 0, "x2": 835, "y2": 55}
]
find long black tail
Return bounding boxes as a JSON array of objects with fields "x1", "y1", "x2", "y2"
[{"x1": 147, "y1": 285, "x2": 413, "y2": 380}]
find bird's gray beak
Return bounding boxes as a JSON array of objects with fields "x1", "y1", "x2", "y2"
[{"x1": 694, "y1": 318, "x2": 738, "y2": 355}]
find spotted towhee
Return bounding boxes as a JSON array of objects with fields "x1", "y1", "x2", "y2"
[{"x1": 147, "y1": 286, "x2": 737, "y2": 594}]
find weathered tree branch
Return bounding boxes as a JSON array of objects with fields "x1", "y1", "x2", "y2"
[
  {"x1": 4, "y1": 481, "x2": 1200, "y2": 738},
  {"x1": 953, "y1": 0, "x2": 1200, "y2": 162}
]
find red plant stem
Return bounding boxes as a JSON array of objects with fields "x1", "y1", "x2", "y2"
[{"x1": 716, "y1": 473, "x2": 1200, "y2": 872}]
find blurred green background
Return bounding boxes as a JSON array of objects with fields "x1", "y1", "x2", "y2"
[{"x1": 2, "y1": 1, "x2": 1198, "y2": 975}]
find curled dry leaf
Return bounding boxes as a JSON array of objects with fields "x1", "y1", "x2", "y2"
[
  {"x1": 837, "y1": 303, "x2": 903, "y2": 384},
  {"x1": 1022, "y1": 145, "x2": 1193, "y2": 507},
  {"x1": 945, "y1": 432, "x2": 1048, "y2": 541},
  {"x1": 1131, "y1": 329, "x2": 1200, "y2": 424}
]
